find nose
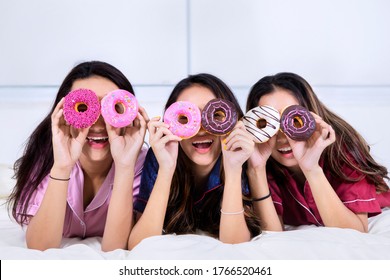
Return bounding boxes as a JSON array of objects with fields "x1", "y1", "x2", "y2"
[
  {"x1": 197, "y1": 126, "x2": 208, "y2": 136},
  {"x1": 89, "y1": 114, "x2": 106, "y2": 132},
  {"x1": 276, "y1": 130, "x2": 287, "y2": 143}
]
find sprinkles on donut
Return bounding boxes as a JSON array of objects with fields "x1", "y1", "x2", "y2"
[
  {"x1": 280, "y1": 104, "x2": 316, "y2": 141},
  {"x1": 163, "y1": 101, "x2": 201, "y2": 138},
  {"x1": 63, "y1": 88, "x2": 101, "y2": 129},
  {"x1": 101, "y1": 89, "x2": 139, "y2": 128}
]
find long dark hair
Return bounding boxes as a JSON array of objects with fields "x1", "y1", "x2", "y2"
[
  {"x1": 163, "y1": 73, "x2": 261, "y2": 237},
  {"x1": 7, "y1": 61, "x2": 135, "y2": 225},
  {"x1": 246, "y1": 72, "x2": 389, "y2": 192}
]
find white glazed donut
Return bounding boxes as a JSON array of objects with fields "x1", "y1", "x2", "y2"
[{"x1": 243, "y1": 105, "x2": 280, "y2": 143}]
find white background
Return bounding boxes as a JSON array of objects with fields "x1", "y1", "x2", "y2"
[{"x1": 0, "y1": 0, "x2": 389, "y2": 169}]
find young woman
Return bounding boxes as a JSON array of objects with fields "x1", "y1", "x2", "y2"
[
  {"x1": 7, "y1": 61, "x2": 148, "y2": 251},
  {"x1": 246, "y1": 72, "x2": 390, "y2": 232},
  {"x1": 128, "y1": 73, "x2": 261, "y2": 249}
]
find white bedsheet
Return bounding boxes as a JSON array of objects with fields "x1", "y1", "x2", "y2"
[{"x1": 1, "y1": 198, "x2": 390, "y2": 260}]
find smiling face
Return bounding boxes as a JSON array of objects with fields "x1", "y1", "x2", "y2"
[
  {"x1": 70, "y1": 76, "x2": 119, "y2": 164},
  {"x1": 258, "y1": 88, "x2": 300, "y2": 169},
  {"x1": 176, "y1": 85, "x2": 221, "y2": 172}
]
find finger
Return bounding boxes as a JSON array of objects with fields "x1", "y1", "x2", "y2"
[
  {"x1": 53, "y1": 97, "x2": 65, "y2": 115},
  {"x1": 75, "y1": 127, "x2": 89, "y2": 145},
  {"x1": 135, "y1": 111, "x2": 147, "y2": 133},
  {"x1": 138, "y1": 106, "x2": 150, "y2": 124},
  {"x1": 225, "y1": 135, "x2": 254, "y2": 151},
  {"x1": 148, "y1": 118, "x2": 169, "y2": 137},
  {"x1": 151, "y1": 134, "x2": 181, "y2": 149},
  {"x1": 105, "y1": 122, "x2": 122, "y2": 140},
  {"x1": 151, "y1": 126, "x2": 174, "y2": 141},
  {"x1": 223, "y1": 124, "x2": 249, "y2": 143},
  {"x1": 325, "y1": 126, "x2": 336, "y2": 144}
]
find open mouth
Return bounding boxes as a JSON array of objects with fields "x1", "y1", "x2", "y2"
[
  {"x1": 86, "y1": 136, "x2": 109, "y2": 144},
  {"x1": 192, "y1": 140, "x2": 213, "y2": 149},
  {"x1": 278, "y1": 146, "x2": 292, "y2": 154}
]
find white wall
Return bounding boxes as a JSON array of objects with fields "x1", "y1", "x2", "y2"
[{"x1": 1, "y1": 0, "x2": 389, "y2": 169}]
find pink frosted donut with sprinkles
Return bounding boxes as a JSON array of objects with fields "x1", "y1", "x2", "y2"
[
  {"x1": 101, "y1": 89, "x2": 139, "y2": 128},
  {"x1": 243, "y1": 105, "x2": 280, "y2": 143},
  {"x1": 280, "y1": 105, "x2": 316, "y2": 141},
  {"x1": 163, "y1": 101, "x2": 201, "y2": 139},
  {"x1": 201, "y1": 98, "x2": 238, "y2": 135},
  {"x1": 63, "y1": 88, "x2": 101, "y2": 129}
]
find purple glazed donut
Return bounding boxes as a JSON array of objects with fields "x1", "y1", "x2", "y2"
[
  {"x1": 280, "y1": 105, "x2": 316, "y2": 141},
  {"x1": 63, "y1": 88, "x2": 101, "y2": 128},
  {"x1": 201, "y1": 98, "x2": 238, "y2": 135}
]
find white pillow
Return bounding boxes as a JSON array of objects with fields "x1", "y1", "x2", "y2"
[{"x1": 0, "y1": 164, "x2": 15, "y2": 198}]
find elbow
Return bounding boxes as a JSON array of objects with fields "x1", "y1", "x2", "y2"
[
  {"x1": 127, "y1": 237, "x2": 140, "y2": 251},
  {"x1": 101, "y1": 244, "x2": 124, "y2": 252},
  {"x1": 219, "y1": 234, "x2": 251, "y2": 244},
  {"x1": 26, "y1": 240, "x2": 61, "y2": 251}
]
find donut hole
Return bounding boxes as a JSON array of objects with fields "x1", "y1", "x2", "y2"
[
  {"x1": 293, "y1": 116, "x2": 304, "y2": 128},
  {"x1": 256, "y1": 118, "x2": 267, "y2": 129},
  {"x1": 213, "y1": 110, "x2": 226, "y2": 122},
  {"x1": 115, "y1": 102, "x2": 126, "y2": 114},
  {"x1": 75, "y1": 103, "x2": 88, "y2": 113},
  {"x1": 178, "y1": 115, "x2": 189, "y2": 124}
]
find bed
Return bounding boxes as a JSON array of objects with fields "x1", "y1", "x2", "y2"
[{"x1": 1, "y1": 163, "x2": 390, "y2": 260}]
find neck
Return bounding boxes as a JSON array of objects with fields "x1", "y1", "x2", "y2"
[
  {"x1": 192, "y1": 157, "x2": 219, "y2": 188},
  {"x1": 80, "y1": 158, "x2": 112, "y2": 180}
]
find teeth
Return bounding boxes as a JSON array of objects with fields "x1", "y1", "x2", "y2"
[
  {"x1": 87, "y1": 137, "x2": 109, "y2": 141},
  {"x1": 192, "y1": 140, "x2": 213, "y2": 145},
  {"x1": 278, "y1": 147, "x2": 292, "y2": 152}
]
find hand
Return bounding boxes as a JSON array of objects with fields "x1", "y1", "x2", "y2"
[
  {"x1": 288, "y1": 113, "x2": 336, "y2": 172},
  {"x1": 51, "y1": 98, "x2": 88, "y2": 170},
  {"x1": 222, "y1": 121, "x2": 255, "y2": 170},
  {"x1": 148, "y1": 116, "x2": 182, "y2": 172},
  {"x1": 247, "y1": 136, "x2": 276, "y2": 171},
  {"x1": 108, "y1": 106, "x2": 149, "y2": 169}
]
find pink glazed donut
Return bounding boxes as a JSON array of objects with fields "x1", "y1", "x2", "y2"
[
  {"x1": 163, "y1": 101, "x2": 201, "y2": 138},
  {"x1": 101, "y1": 89, "x2": 139, "y2": 128},
  {"x1": 63, "y1": 88, "x2": 101, "y2": 128}
]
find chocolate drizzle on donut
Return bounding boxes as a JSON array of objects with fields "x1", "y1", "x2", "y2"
[
  {"x1": 280, "y1": 105, "x2": 316, "y2": 141},
  {"x1": 243, "y1": 105, "x2": 280, "y2": 143},
  {"x1": 201, "y1": 99, "x2": 238, "y2": 135}
]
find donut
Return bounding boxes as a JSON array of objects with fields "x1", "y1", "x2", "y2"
[
  {"x1": 163, "y1": 101, "x2": 201, "y2": 138},
  {"x1": 242, "y1": 105, "x2": 280, "y2": 143},
  {"x1": 63, "y1": 88, "x2": 101, "y2": 128},
  {"x1": 280, "y1": 105, "x2": 316, "y2": 141},
  {"x1": 201, "y1": 98, "x2": 238, "y2": 135},
  {"x1": 101, "y1": 89, "x2": 139, "y2": 128}
]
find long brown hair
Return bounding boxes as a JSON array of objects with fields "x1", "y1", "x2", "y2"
[
  {"x1": 246, "y1": 72, "x2": 389, "y2": 192},
  {"x1": 7, "y1": 61, "x2": 135, "y2": 225},
  {"x1": 163, "y1": 73, "x2": 261, "y2": 237}
]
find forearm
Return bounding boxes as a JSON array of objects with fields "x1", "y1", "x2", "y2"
[
  {"x1": 220, "y1": 168, "x2": 251, "y2": 243},
  {"x1": 101, "y1": 167, "x2": 135, "y2": 251},
  {"x1": 26, "y1": 167, "x2": 70, "y2": 250},
  {"x1": 304, "y1": 167, "x2": 368, "y2": 232},
  {"x1": 247, "y1": 167, "x2": 283, "y2": 231},
  {"x1": 128, "y1": 170, "x2": 172, "y2": 250}
]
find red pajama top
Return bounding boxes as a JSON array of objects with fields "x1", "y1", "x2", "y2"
[{"x1": 268, "y1": 163, "x2": 390, "y2": 226}]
